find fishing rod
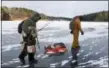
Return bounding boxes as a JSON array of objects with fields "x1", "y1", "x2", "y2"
[
  {"x1": 37, "y1": 22, "x2": 51, "y2": 32},
  {"x1": 36, "y1": 25, "x2": 40, "y2": 49},
  {"x1": 36, "y1": 22, "x2": 51, "y2": 49}
]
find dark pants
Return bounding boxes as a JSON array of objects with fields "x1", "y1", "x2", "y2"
[
  {"x1": 19, "y1": 45, "x2": 35, "y2": 62},
  {"x1": 19, "y1": 34, "x2": 36, "y2": 63},
  {"x1": 71, "y1": 46, "x2": 80, "y2": 60}
]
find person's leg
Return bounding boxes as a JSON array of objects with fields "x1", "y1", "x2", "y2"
[
  {"x1": 75, "y1": 32, "x2": 79, "y2": 47},
  {"x1": 28, "y1": 53, "x2": 36, "y2": 62},
  {"x1": 71, "y1": 33, "x2": 79, "y2": 60},
  {"x1": 72, "y1": 32, "x2": 79, "y2": 48},
  {"x1": 71, "y1": 47, "x2": 77, "y2": 60},
  {"x1": 28, "y1": 48, "x2": 38, "y2": 65},
  {"x1": 28, "y1": 53, "x2": 34, "y2": 62},
  {"x1": 19, "y1": 45, "x2": 27, "y2": 65},
  {"x1": 19, "y1": 32, "x2": 28, "y2": 65},
  {"x1": 28, "y1": 39, "x2": 37, "y2": 64},
  {"x1": 71, "y1": 32, "x2": 80, "y2": 67}
]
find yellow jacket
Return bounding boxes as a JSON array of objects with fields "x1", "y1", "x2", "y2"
[{"x1": 72, "y1": 20, "x2": 82, "y2": 48}]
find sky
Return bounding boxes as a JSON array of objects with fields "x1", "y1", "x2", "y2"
[{"x1": 2, "y1": 1, "x2": 108, "y2": 18}]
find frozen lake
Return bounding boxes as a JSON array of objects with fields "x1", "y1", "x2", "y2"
[{"x1": 1, "y1": 21, "x2": 108, "y2": 68}]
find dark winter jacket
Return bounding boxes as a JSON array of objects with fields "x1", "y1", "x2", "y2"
[
  {"x1": 22, "y1": 13, "x2": 41, "y2": 37},
  {"x1": 22, "y1": 13, "x2": 41, "y2": 33}
]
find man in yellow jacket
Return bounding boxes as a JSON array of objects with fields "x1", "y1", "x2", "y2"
[
  {"x1": 69, "y1": 16, "x2": 84, "y2": 64},
  {"x1": 71, "y1": 16, "x2": 84, "y2": 48}
]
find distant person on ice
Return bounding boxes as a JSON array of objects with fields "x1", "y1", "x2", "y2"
[
  {"x1": 18, "y1": 13, "x2": 41, "y2": 65},
  {"x1": 69, "y1": 16, "x2": 84, "y2": 65}
]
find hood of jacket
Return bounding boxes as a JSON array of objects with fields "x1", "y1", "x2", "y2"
[{"x1": 30, "y1": 13, "x2": 41, "y2": 22}]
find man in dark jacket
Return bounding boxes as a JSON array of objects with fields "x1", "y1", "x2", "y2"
[{"x1": 18, "y1": 13, "x2": 41, "y2": 65}]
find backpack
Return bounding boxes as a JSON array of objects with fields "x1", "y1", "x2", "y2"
[
  {"x1": 69, "y1": 20, "x2": 74, "y2": 31},
  {"x1": 18, "y1": 21, "x2": 24, "y2": 34}
]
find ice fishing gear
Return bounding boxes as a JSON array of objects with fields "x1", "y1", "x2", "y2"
[{"x1": 44, "y1": 42, "x2": 67, "y2": 55}]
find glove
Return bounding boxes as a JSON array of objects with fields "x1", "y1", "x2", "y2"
[
  {"x1": 81, "y1": 31, "x2": 84, "y2": 35},
  {"x1": 70, "y1": 30, "x2": 73, "y2": 34}
]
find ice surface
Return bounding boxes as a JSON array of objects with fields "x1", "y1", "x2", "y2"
[
  {"x1": 2, "y1": 21, "x2": 108, "y2": 42},
  {"x1": 1, "y1": 21, "x2": 108, "y2": 67},
  {"x1": 2, "y1": 21, "x2": 108, "y2": 52},
  {"x1": 2, "y1": 44, "x2": 20, "y2": 52},
  {"x1": 61, "y1": 60, "x2": 69, "y2": 66}
]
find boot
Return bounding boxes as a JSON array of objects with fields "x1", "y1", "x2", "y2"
[
  {"x1": 19, "y1": 58, "x2": 25, "y2": 65},
  {"x1": 28, "y1": 53, "x2": 38, "y2": 65},
  {"x1": 29, "y1": 59, "x2": 38, "y2": 65}
]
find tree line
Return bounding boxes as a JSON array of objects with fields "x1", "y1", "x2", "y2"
[{"x1": 1, "y1": 6, "x2": 108, "y2": 22}]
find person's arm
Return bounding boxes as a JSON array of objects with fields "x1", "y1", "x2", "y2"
[
  {"x1": 77, "y1": 21, "x2": 84, "y2": 35},
  {"x1": 69, "y1": 20, "x2": 74, "y2": 34},
  {"x1": 18, "y1": 21, "x2": 24, "y2": 34}
]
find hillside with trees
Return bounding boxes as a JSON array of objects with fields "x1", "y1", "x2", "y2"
[
  {"x1": 80, "y1": 11, "x2": 109, "y2": 22},
  {"x1": 1, "y1": 6, "x2": 36, "y2": 20},
  {"x1": 1, "y1": 6, "x2": 108, "y2": 22}
]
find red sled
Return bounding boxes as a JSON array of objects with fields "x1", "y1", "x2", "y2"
[{"x1": 44, "y1": 43, "x2": 67, "y2": 55}]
